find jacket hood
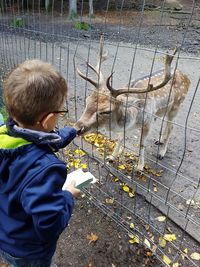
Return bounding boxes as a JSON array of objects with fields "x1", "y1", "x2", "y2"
[
  {"x1": 0, "y1": 119, "x2": 77, "y2": 193},
  {"x1": 0, "y1": 125, "x2": 31, "y2": 149}
]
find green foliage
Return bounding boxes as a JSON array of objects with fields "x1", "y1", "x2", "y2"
[
  {"x1": 11, "y1": 17, "x2": 25, "y2": 28},
  {"x1": 74, "y1": 21, "x2": 91, "y2": 31},
  {"x1": 0, "y1": 105, "x2": 7, "y2": 122}
]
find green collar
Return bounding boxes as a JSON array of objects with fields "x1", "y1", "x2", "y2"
[{"x1": 0, "y1": 125, "x2": 31, "y2": 149}]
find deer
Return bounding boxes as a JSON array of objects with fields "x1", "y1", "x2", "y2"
[{"x1": 75, "y1": 46, "x2": 190, "y2": 171}]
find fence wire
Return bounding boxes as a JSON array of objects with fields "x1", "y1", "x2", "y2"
[{"x1": 0, "y1": 1, "x2": 200, "y2": 266}]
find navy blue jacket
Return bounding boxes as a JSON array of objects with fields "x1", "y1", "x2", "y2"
[{"x1": 0, "y1": 119, "x2": 77, "y2": 260}]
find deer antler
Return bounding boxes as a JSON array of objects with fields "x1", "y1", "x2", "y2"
[
  {"x1": 106, "y1": 48, "x2": 177, "y2": 98},
  {"x1": 77, "y1": 35, "x2": 108, "y2": 88}
]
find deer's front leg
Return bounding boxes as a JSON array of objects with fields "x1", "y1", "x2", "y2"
[
  {"x1": 106, "y1": 132, "x2": 124, "y2": 162},
  {"x1": 136, "y1": 126, "x2": 149, "y2": 171}
]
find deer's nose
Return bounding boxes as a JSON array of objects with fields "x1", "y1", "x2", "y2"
[{"x1": 74, "y1": 121, "x2": 85, "y2": 136}]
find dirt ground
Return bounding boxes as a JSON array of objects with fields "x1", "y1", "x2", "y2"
[
  {"x1": 0, "y1": 1, "x2": 200, "y2": 267},
  {"x1": 54, "y1": 197, "x2": 163, "y2": 267}
]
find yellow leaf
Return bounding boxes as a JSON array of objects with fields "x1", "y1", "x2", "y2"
[
  {"x1": 144, "y1": 238, "x2": 151, "y2": 249},
  {"x1": 155, "y1": 173, "x2": 162, "y2": 177},
  {"x1": 129, "y1": 235, "x2": 140, "y2": 244},
  {"x1": 128, "y1": 233, "x2": 134, "y2": 239},
  {"x1": 122, "y1": 185, "x2": 130, "y2": 192},
  {"x1": 105, "y1": 198, "x2": 114, "y2": 204},
  {"x1": 69, "y1": 159, "x2": 81, "y2": 169},
  {"x1": 87, "y1": 232, "x2": 98, "y2": 244},
  {"x1": 74, "y1": 148, "x2": 86, "y2": 157},
  {"x1": 183, "y1": 248, "x2": 188, "y2": 254},
  {"x1": 145, "y1": 251, "x2": 152, "y2": 257},
  {"x1": 118, "y1": 164, "x2": 126, "y2": 170},
  {"x1": 190, "y1": 252, "x2": 200, "y2": 260},
  {"x1": 144, "y1": 164, "x2": 150, "y2": 170},
  {"x1": 130, "y1": 223, "x2": 135, "y2": 229},
  {"x1": 156, "y1": 216, "x2": 166, "y2": 222},
  {"x1": 152, "y1": 245, "x2": 157, "y2": 253},
  {"x1": 159, "y1": 237, "x2": 167, "y2": 248},
  {"x1": 153, "y1": 186, "x2": 157, "y2": 192},
  {"x1": 80, "y1": 163, "x2": 88, "y2": 169},
  {"x1": 163, "y1": 255, "x2": 171, "y2": 266},
  {"x1": 164, "y1": 234, "x2": 176, "y2": 242},
  {"x1": 129, "y1": 192, "x2": 135, "y2": 198},
  {"x1": 172, "y1": 263, "x2": 179, "y2": 267}
]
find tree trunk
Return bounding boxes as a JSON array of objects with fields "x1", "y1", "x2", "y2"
[
  {"x1": 89, "y1": 0, "x2": 94, "y2": 17},
  {"x1": 69, "y1": 0, "x2": 77, "y2": 19},
  {"x1": 45, "y1": 0, "x2": 50, "y2": 11}
]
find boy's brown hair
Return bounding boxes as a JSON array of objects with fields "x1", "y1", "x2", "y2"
[{"x1": 3, "y1": 59, "x2": 68, "y2": 126}]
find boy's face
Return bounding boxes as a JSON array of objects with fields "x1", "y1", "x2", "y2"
[
  {"x1": 38, "y1": 102, "x2": 68, "y2": 132},
  {"x1": 46, "y1": 113, "x2": 60, "y2": 132}
]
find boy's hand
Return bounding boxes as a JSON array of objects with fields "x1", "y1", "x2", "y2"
[{"x1": 64, "y1": 180, "x2": 80, "y2": 197}]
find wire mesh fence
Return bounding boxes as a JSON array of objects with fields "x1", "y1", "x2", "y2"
[{"x1": 0, "y1": 1, "x2": 200, "y2": 266}]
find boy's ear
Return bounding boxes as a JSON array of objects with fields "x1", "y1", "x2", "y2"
[{"x1": 41, "y1": 113, "x2": 54, "y2": 130}]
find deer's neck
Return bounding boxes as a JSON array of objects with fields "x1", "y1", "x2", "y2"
[{"x1": 116, "y1": 103, "x2": 139, "y2": 130}]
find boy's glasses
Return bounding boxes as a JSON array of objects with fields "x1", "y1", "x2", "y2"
[
  {"x1": 52, "y1": 110, "x2": 69, "y2": 117},
  {"x1": 39, "y1": 109, "x2": 69, "y2": 123}
]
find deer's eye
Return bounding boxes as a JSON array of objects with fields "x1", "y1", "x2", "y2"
[{"x1": 99, "y1": 110, "x2": 112, "y2": 115}]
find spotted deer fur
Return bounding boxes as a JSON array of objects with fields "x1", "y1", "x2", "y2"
[{"x1": 75, "y1": 48, "x2": 190, "y2": 170}]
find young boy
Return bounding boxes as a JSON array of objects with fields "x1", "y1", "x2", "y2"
[{"x1": 0, "y1": 59, "x2": 80, "y2": 267}]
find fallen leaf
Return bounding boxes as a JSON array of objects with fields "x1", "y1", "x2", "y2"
[
  {"x1": 153, "y1": 186, "x2": 158, "y2": 192},
  {"x1": 69, "y1": 159, "x2": 81, "y2": 169},
  {"x1": 164, "y1": 233, "x2": 176, "y2": 242},
  {"x1": 172, "y1": 263, "x2": 179, "y2": 267},
  {"x1": 152, "y1": 245, "x2": 157, "y2": 253},
  {"x1": 186, "y1": 199, "x2": 200, "y2": 209},
  {"x1": 147, "y1": 251, "x2": 153, "y2": 257},
  {"x1": 156, "y1": 216, "x2": 166, "y2": 222},
  {"x1": 74, "y1": 148, "x2": 86, "y2": 157},
  {"x1": 87, "y1": 232, "x2": 98, "y2": 244},
  {"x1": 159, "y1": 237, "x2": 167, "y2": 248},
  {"x1": 118, "y1": 164, "x2": 126, "y2": 170},
  {"x1": 129, "y1": 192, "x2": 135, "y2": 198},
  {"x1": 105, "y1": 198, "x2": 114, "y2": 204},
  {"x1": 130, "y1": 223, "x2": 135, "y2": 229},
  {"x1": 80, "y1": 163, "x2": 88, "y2": 169},
  {"x1": 122, "y1": 185, "x2": 130, "y2": 192},
  {"x1": 163, "y1": 255, "x2": 171, "y2": 266},
  {"x1": 128, "y1": 233, "x2": 134, "y2": 238},
  {"x1": 129, "y1": 235, "x2": 140, "y2": 244},
  {"x1": 190, "y1": 252, "x2": 200, "y2": 260},
  {"x1": 144, "y1": 238, "x2": 151, "y2": 249}
]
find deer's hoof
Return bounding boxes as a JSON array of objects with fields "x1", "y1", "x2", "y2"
[
  {"x1": 154, "y1": 140, "x2": 164, "y2": 146},
  {"x1": 157, "y1": 154, "x2": 164, "y2": 160}
]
